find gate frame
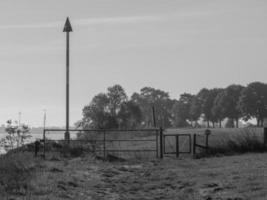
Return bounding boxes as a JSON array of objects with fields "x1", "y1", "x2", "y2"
[
  {"x1": 163, "y1": 133, "x2": 192, "y2": 158},
  {"x1": 192, "y1": 130, "x2": 211, "y2": 155}
]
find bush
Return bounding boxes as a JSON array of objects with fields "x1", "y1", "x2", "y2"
[{"x1": 59, "y1": 144, "x2": 86, "y2": 158}]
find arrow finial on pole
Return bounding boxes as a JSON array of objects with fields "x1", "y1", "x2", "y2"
[{"x1": 63, "y1": 17, "x2": 73, "y2": 32}]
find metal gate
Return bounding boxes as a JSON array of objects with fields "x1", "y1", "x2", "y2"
[
  {"x1": 162, "y1": 133, "x2": 192, "y2": 158},
  {"x1": 40, "y1": 128, "x2": 160, "y2": 159}
]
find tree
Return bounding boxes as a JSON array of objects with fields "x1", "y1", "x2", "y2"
[
  {"x1": 238, "y1": 82, "x2": 267, "y2": 126},
  {"x1": 196, "y1": 88, "x2": 224, "y2": 128},
  {"x1": 131, "y1": 87, "x2": 173, "y2": 128},
  {"x1": 1, "y1": 120, "x2": 31, "y2": 151},
  {"x1": 225, "y1": 118, "x2": 235, "y2": 128},
  {"x1": 172, "y1": 93, "x2": 194, "y2": 127},
  {"x1": 107, "y1": 85, "x2": 128, "y2": 117},
  {"x1": 172, "y1": 100, "x2": 190, "y2": 127},
  {"x1": 82, "y1": 85, "x2": 143, "y2": 129},
  {"x1": 82, "y1": 93, "x2": 118, "y2": 129},
  {"x1": 118, "y1": 101, "x2": 142, "y2": 129},
  {"x1": 197, "y1": 88, "x2": 213, "y2": 127},
  {"x1": 189, "y1": 96, "x2": 202, "y2": 126},
  {"x1": 208, "y1": 88, "x2": 224, "y2": 128},
  {"x1": 214, "y1": 85, "x2": 244, "y2": 127},
  {"x1": 212, "y1": 90, "x2": 226, "y2": 128}
]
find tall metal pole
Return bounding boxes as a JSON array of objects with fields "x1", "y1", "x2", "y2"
[
  {"x1": 43, "y1": 109, "x2": 46, "y2": 130},
  {"x1": 152, "y1": 105, "x2": 157, "y2": 128},
  {"x1": 66, "y1": 31, "x2": 70, "y2": 142},
  {"x1": 18, "y1": 112, "x2": 21, "y2": 126},
  {"x1": 63, "y1": 17, "x2": 73, "y2": 143}
]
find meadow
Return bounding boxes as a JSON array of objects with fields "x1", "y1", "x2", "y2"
[
  {"x1": 0, "y1": 127, "x2": 266, "y2": 199},
  {"x1": 1, "y1": 149, "x2": 267, "y2": 199}
]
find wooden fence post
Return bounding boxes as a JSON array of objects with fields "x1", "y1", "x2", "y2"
[{"x1": 160, "y1": 127, "x2": 163, "y2": 159}]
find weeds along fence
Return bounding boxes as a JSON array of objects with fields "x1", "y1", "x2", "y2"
[
  {"x1": 40, "y1": 128, "x2": 160, "y2": 159},
  {"x1": 162, "y1": 127, "x2": 267, "y2": 158},
  {"x1": 192, "y1": 127, "x2": 267, "y2": 156}
]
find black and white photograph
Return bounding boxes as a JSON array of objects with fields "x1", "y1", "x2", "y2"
[{"x1": 1, "y1": 0, "x2": 267, "y2": 199}]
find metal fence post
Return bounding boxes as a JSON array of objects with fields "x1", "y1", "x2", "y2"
[
  {"x1": 205, "y1": 129, "x2": 211, "y2": 154},
  {"x1": 160, "y1": 127, "x2": 163, "y2": 159},
  {"x1": 189, "y1": 134, "x2": 192, "y2": 154},
  {"x1": 176, "y1": 135, "x2": 179, "y2": 158},
  {"x1": 193, "y1": 134, "x2": 196, "y2": 156},
  {"x1": 156, "y1": 129, "x2": 159, "y2": 158},
  {"x1": 264, "y1": 127, "x2": 267, "y2": 146},
  {"x1": 103, "y1": 130, "x2": 106, "y2": 158},
  {"x1": 43, "y1": 129, "x2": 46, "y2": 159},
  {"x1": 152, "y1": 106, "x2": 157, "y2": 128},
  {"x1": 34, "y1": 140, "x2": 40, "y2": 157},
  {"x1": 205, "y1": 134, "x2": 209, "y2": 153}
]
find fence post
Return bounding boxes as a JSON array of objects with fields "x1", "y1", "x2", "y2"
[
  {"x1": 176, "y1": 135, "x2": 179, "y2": 158},
  {"x1": 34, "y1": 140, "x2": 40, "y2": 157},
  {"x1": 192, "y1": 133, "x2": 196, "y2": 156},
  {"x1": 103, "y1": 131, "x2": 106, "y2": 159},
  {"x1": 205, "y1": 134, "x2": 209, "y2": 154},
  {"x1": 43, "y1": 129, "x2": 46, "y2": 159},
  {"x1": 189, "y1": 134, "x2": 192, "y2": 154},
  {"x1": 156, "y1": 129, "x2": 159, "y2": 158},
  {"x1": 264, "y1": 127, "x2": 267, "y2": 146},
  {"x1": 160, "y1": 127, "x2": 163, "y2": 159},
  {"x1": 205, "y1": 129, "x2": 211, "y2": 153},
  {"x1": 152, "y1": 106, "x2": 157, "y2": 128}
]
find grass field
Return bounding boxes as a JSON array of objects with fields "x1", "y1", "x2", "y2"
[
  {"x1": 1, "y1": 151, "x2": 267, "y2": 199},
  {"x1": 1, "y1": 127, "x2": 267, "y2": 199}
]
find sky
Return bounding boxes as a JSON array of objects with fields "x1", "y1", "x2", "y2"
[{"x1": 0, "y1": 0, "x2": 267, "y2": 127}]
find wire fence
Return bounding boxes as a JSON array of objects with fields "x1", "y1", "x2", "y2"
[
  {"x1": 41, "y1": 128, "x2": 160, "y2": 159},
  {"x1": 1, "y1": 127, "x2": 266, "y2": 158}
]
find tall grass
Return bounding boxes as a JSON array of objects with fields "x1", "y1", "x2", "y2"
[
  {"x1": 0, "y1": 152, "x2": 37, "y2": 196},
  {"x1": 202, "y1": 128, "x2": 267, "y2": 156}
]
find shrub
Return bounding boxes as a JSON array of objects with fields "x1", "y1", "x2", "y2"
[{"x1": 59, "y1": 144, "x2": 86, "y2": 157}]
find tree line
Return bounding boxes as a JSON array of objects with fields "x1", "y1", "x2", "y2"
[{"x1": 80, "y1": 82, "x2": 267, "y2": 129}]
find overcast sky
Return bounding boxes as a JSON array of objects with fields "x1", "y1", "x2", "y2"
[{"x1": 0, "y1": 0, "x2": 266, "y2": 127}]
